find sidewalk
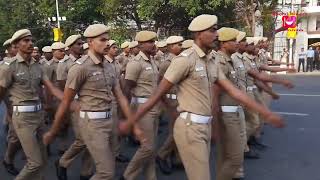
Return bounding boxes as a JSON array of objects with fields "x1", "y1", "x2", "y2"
[{"x1": 277, "y1": 71, "x2": 320, "y2": 76}]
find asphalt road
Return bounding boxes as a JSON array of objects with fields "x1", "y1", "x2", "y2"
[{"x1": 0, "y1": 75, "x2": 319, "y2": 180}]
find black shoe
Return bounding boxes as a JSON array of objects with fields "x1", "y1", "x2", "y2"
[
  {"x1": 47, "y1": 145, "x2": 52, "y2": 157},
  {"x1": 116, "y1": 154, "x2": 130, "y2": 163},
  {"x1": 58, "y1": 150, "x2": 66, "y2": 156},
  {"x1": 156, "y1": 156, "x2": 172, "y2": 175},
  {"x1": 248, "y1": 137, "x2": 268, "y2": 151},
  {"x1": 55, "y1": 160, "x2": 67, "y2": 180},
  {"x1": 127, "y1": 135, "x2": 140, "y2": 147},
  {"x1": 80, "y1": 175, "x2": 92, "y2": 180},
  {"x1": 244, "y1": 150, "x2": 260, "y2": 159},
  {"x1": 119, "y1": 176, "x2": 126, "y2": 180},
  {"x1": 233, "y1": 178, "x2": 245, "y2": 180},
  {"x1": 3, "y1": 161, "x2": 19, "y2": 176}
]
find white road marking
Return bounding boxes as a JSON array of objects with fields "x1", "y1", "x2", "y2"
[
  {"x1": 275, "y1": 112, "x2": 309, "y2": 116},
  {"x1": 279, "y1": 93, "x2": 320, "y2": 97}
]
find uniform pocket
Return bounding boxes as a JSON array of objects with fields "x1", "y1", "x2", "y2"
[{"x1": 186, "y1": 120, "x2": 209, "y2": 145}]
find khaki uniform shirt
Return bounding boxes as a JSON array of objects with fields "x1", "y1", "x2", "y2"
[
  {"x1": 242, "y1": 52, "x2": 259, "y2": 87},
  {"x1": 125, "y1": 51, "x2": 159, "y2": 98},
  {"x1": 105, "y1": 55, "x2": 122, "y2": 106},
  {"x1": 116, "y1": 52, "x2": 130, "y2": 75},
  {"x1": 258, "y1": 49, "x2": 269, "y2": 66},
  {"x1": 159, "y1": 53, "x2": 178, "y2": 95},
  {"x1": 66, "y1": 51, "x2": 118, "y2": 112},
  {"x1": 164, "y1": 44, "x2": 226, "y2": 116},
  {"x1": 0, "y1": 53, "x2": 48, "y2": 106},
  {"x1": 154, "y1": 50, "x2": 167, "y2": 68},
  {"x1": 42, "y1": 58, "x2": 59, "y2": 86},
  {"x1": 215, "y1": 51, "x2": 240, "y2": 106},
  {"x1": 57, "y1": 54, "x2": 78, "y2": 81},
  {"x1": 231, "y1": 52, "x2": 248, "y2": 92},
  {"x1": 39, "y1": 58, "x2": 48, "y2": 65}
]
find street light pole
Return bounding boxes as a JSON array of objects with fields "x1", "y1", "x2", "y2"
[{"x1": 55, "y1": 0, "x2": 60, "y2": 28}]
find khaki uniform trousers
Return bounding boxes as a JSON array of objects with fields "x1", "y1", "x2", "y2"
[
  {"x1": 174, "y1": 114, "x2": 212, "y2": 180},
  {"x1": 59, "y1": 111, "x2": 94, "y2": 176},
  {"x1": 124, "y1": 104, "x2": 160, "y2": 180},
  {"x1": 111, "y1": 102, "x2": 121, "y2": 157},
  {"x1": 79, "y1": 113, "x2": 115, "y2": 180},
  {"x1": 216, "y1": 107, "x2": 246, "y2": 180},
  {"x1": 244, "y1": 91, "x2": 260, "y2": 139},
  {"x1": 12, "y1": 110, "x2": 47, "y2": 180},
  {"x1": 158, "y1": 100, "x2": 180, "y2": 163},
  {"x1": 4, "y1": 102, "x2": 22, "y2": 164},
  {"x1": 253, "y1": 89, "x2": 267, "y2": 137}
]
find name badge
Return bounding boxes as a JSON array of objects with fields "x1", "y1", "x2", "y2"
[
  {"x1": 16, "y1": 72, "x2": 25, "y2": 76},
  {"x1": 231, "y1": 71, "x2": 236, "y2": 74},
  {"x1": 92, "y1": 71, "x2": 102, "y2": 76},
  {"x1": 195, "y1": 66, "x2": 204, "y2": 71},
  {"x1": 145, "y1": 67, "x2": 152, "y2": 70}
]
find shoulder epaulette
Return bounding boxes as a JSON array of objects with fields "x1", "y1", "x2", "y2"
[
  {"x1": 3, "y1": 57, "x2": 17, "y2": 66},
  {"x1": 76, "y1": 55, "x2": 89, "y2": 65},
  {"x1": 179, "y1": 48, "x2": 193, "y2": 57}
]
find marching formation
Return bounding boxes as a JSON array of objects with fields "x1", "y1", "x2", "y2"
[{"x1": 0, "y1": 14, "x2": 294, "y2": 180}]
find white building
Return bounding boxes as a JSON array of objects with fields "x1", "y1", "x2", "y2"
[{"x1": 273, "y1": 0, "x2": 320, "y2": 68}]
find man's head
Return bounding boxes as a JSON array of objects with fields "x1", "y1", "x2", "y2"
[
  {"x1": 129, "y1": 41, "x2": 140, "y2": 56},
  {"x1": 11, "y1": 29, "x2": 33, "y2": 55},
  {"x1": 181, "y1": 40, "x2": 194, "y2": 50},
  {"x1": 166, "y1": 36, "x2": 184, "y2": 56},
  {"x1": 135, "y1": 31, "x2": 157, "y2": 56},
  {"x1": 51, "y1": 42, "x2": 66, "y2": 60},
  {"x1": 189, "y1": 14, "x2": 218, "y2": 52},
  {"x1": 245, "y1": 37, "x2": 255, "y2": 54},
  {"x1": 236, "y1": 31, "x2": 247, "y2": 53},
  {"x1": 65, "y1": 34, "x2": 83, "y2": 56},
  {"x1": 121, "y1": 41, "x2": 130, "y2": 54},
  {"x1": 42, "y1": 46, "x2": 53, "y2": 60},
  {"x1": 3, "y1": 39, "x2": 18, "y2": 57},
  {"x1": 107, "y1": 40, "x2": 119, "y2": 57},
  {"x1": 301, "y1": 47, "x2": 304, "y2": 52},
  {"x1": 217, "y1": 27, "x2": 239, "y2": 55},
  {"x1": 84, "y1": 24, "x2": 109, "y2": 56},
  {"x1": 156, "y1": 41, "x2": 167, "y2": 53},
  {"x1": 32, "y1": 47, "x2": 41, "y2": 61}
]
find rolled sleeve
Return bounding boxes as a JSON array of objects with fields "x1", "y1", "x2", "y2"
[
  {"x1": 125, "y1": 61, "x2": 141, "y2": 82},
  {"x1": 164, "y1": 56, "x2": 190, "y2": 84},
  {"x1": 0, "y1": 65, "x2": 13, "y2": 88}
]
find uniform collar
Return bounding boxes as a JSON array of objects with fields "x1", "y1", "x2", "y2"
[
  {"x1": 69, "y1": 54, "x2": 78, "y2": 62},
  {"x1": 122, "y1": 52, "x2": 129, "y2": 57},
  {"x1": 52, "y1": 57, "x2": 61, "y2": 63},
  {"x1": 167, "y1": 53, "x2": 176, "y2": 60},
  {"x1": 243, "y1": 52, "x2": 255, "y2": 60},
  {"x1": 139, "y1": 51, "x2": 150, "y2": 61},
  {"x1": 88, "y1": 50, "x2": 103, "y2": 64},
  {"x1": 233, "y1": 52, "x2": 243, "y2": 58},
  {"x1": 156, "y1": 50, "x2": 164, "y2": 56},
  {"x1": 192, "y1": 44, "x2": 206, "y2": 58},
  {"x1": 217, "y1": 50, "x2": 232, "y2": 62},
  {"x1": 105, "y1": 55, "x2": 114, "y2": 63},
  {"x1": 16, "y1": 53, "x2": 36, "y2": 64}
]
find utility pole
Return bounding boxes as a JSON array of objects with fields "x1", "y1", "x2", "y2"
[{"x1": 56, "y1": 0, "x2": 61, "y2": 28}]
